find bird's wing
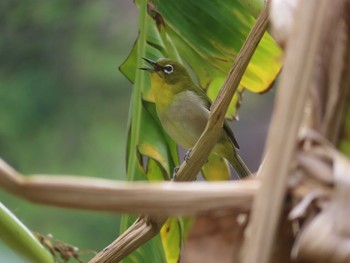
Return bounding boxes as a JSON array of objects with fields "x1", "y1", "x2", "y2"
[
  {"x1": 194, "y1": 85, "x2": 240, "y2": 150},
  {"x1": 223, "y1": 120, "x2": 240, "y2": 149}
]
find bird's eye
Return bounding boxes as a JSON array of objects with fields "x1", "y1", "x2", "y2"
[{"x1": 163, "y1": 64, "x2": 174, "y2": 74}]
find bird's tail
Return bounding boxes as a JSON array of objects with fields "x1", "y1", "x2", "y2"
[{"x1": 227, "y1": 152, "x2": 251, "y2": 179}]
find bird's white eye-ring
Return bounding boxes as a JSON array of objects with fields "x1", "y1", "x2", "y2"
[{"x1": 163, "y1": 64, "x2": 174, "y2": 74}]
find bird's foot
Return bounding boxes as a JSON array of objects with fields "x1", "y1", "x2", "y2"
[{"x1": 184, "y1": 148, "x2": 192, "y2": 164}]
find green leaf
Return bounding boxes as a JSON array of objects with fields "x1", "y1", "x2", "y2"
[
  {"x1": 120, "y1": 1, "x2": 175, "y2": 262},
  {"x1": 147, "y1": 0, "x2": 281, "y2": 117},
  {"x1": 339, "y1": 106, "x2": 350, "y2": 157},
  {"x1": 139, "y1": 101, "x2": 178, "y2": 180},
  {"x1": 0, "y1": 203, "x2": 54, "y2": 263},
  {"x1": 202, "y1": 154, "x2": 231, "y2": 181},
  {"x1": 160, "y1": 218, "x2": 182, "y2": 263}
]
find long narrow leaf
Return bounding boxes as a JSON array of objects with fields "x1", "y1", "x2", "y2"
[{"x1": 0, "y1": 203, "x2": 54, "y2": 263}]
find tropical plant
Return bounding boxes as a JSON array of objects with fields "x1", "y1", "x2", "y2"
[{"x1": 1, "y1": 0, "x2": 349, "y2": 263}]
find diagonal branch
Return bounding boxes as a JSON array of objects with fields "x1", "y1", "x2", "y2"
[{"x1": 174, "y1": 0, "x2": 271, "y2": 182}]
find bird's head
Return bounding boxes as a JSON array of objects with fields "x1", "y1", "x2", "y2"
[{"x1": 140, "y1": 58, "x2": 192, "y2": 86}]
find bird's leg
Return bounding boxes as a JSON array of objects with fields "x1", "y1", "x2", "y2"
[
  {"x1": 171, "y1": 148, "x2": 193, "y2": 181},
  {"x1": 184, "y1": 148, "x2": 192, "y2": 164},
  {"x1": 172, "y1": 165, "x2": 198, "y2": 181},
  {"x1": 172, "y1": 166, "x2": 180, "y2": 181}
]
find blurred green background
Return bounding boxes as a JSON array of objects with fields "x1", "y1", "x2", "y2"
[
  {"x1": 0, "y1": 0, "x2": 275, "y2": 262},
  {"x1": 0, "y1": 1, "x2": 137, "y2": 262}
]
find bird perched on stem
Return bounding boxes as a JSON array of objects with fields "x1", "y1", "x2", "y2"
[{"x1": 140, "y1": 57, "x2": 251, "y2": 179}]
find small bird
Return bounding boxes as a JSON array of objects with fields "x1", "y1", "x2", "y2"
[{"x1": 140, "y1": 58, "x2": 251, "y2": 179}]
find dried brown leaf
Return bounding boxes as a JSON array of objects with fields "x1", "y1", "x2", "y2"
[{"x1": 181, "y1": 211, "x2": 248, "y2": 263}]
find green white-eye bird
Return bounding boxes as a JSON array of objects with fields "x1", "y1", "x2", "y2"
[{"x1": 140, "y1": 58, "x2": 251, "y2": 179}]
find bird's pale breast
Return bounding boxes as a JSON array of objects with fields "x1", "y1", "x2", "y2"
[{"x1": 157, "y1": 90, "x2": 210, "y2": 149}]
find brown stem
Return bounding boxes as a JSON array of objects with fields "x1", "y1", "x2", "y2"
[
  {"x1": 0, "y1": 158, "x2": 258, "y2": 216},
  {"x1": 242, "y1": 1, "x2": 347, "y2": 263}
]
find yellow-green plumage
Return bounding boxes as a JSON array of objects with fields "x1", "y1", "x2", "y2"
[{"x1": 141, "y1": 58, "x2": 251, "y2": 179}]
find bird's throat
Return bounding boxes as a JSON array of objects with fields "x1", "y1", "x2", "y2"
[{"x1": 150, "y1": 74, "x2": 175, "y2": 111}]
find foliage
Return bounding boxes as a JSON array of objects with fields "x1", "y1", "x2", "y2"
[
  {"x1": 119, "y1": 0, "x2": 282, "y2": 262},
  {"x1": 0, "y1": 203, "x2": 54, "y2": 263}
]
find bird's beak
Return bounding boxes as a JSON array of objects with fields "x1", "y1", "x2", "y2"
[{"x1": 139, "y1": 57, "x2": 160, "y2": 72}]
